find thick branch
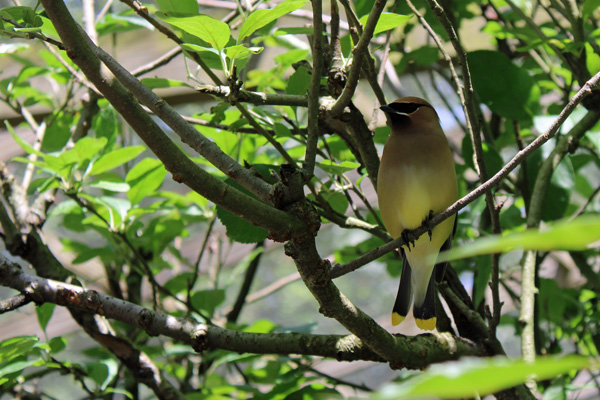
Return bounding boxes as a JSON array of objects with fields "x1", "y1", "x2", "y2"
[
  {"x1": 40, "y1": 0, "x2": 306, "y2": 241},
  {"x1": 0, "y1": 261, "x2": 483, "y2": 366},
  {"x1": 93, "y1": 47, "x2": 274, "y2": 202}
]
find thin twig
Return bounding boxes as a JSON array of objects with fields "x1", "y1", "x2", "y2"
[
  {"x1": 237, "y1": 105, "x2": 298, "y2": 166},
  {"x1": 304, "y1": 0, "x2": 324, "y2": 177},
  {"x1": 330, "y1": 0, "x2": 387, "y2": 117},
  {"x1": 226, "y1": 242, "x2": 265, "y2": 323},
  {"x1": 0, "y1": 293, "x2": 31, "y2": 314},
  {"x1": 245, "y1": 272, "x2": 301, "y2": 304},
  {"x1": 195, "y1": 85, "x2": 308, "y2": 106},
  {"x1": 132, "y1": 46, "x2": 182, "y2": 77}
]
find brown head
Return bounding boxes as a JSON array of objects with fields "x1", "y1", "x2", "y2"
[{"x1": 380, "y1": 97, "x2": 441, "y2": 133}]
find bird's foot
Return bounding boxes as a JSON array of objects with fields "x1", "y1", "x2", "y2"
[
  {"x1": 425, "y1": 210, "x2": 434, "y2": 241},
  {"x1": 401, "y1": 229, "x2": 416, "y2": 250}
]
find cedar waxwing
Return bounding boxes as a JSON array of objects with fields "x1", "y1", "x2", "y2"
[{"x1": 377, "y1": 97, "x2": 458, "y2": 331}]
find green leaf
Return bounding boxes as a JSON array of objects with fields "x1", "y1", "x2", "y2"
[
  {"x1": 126, "y1": 158, "x2": 167, "y2": 205},
  {"x1": 160, "y1": 15, "x2": 230, "y2": 52},
  {"x1": 180, "y1": 43, "x2": 223, "y2": 69},
  {"x1": 473, "y1": 255, "x2": 492, "y2": 308},
  {"x1": 225, "y1": 45, "x2": 263, "y2": 60},
  {"x1": 90, "y1": 146, "x2": 145, "y2": 175},
  {"x1": 397, "y1": 46, "x2": 439, "y2": 73},
  {"x1": 104, "y1": 388, "x2": 134, "y2": 399},
  {"x1": 140, "y1": 78, "x2": 191, "y2": 90},
  {"x1": 274, "y1": 27, "x2": 314, "y2": 36},
  {"x1": 217, "y1": 205, "x2": 268, "y2": 243},
  {"x1": 96, "y1": 14, "x2": 154, "y2": 36},
  {"x1": 0, "y1": 359, "x2": 41, "y2": 380},
  {"x1": 238, "y1": 0, "x2": 308, "y2": 42},
  {"x1": 359, "y1": 12, "x2": 412, "y2": 35},
  {"x1": 35, "y1": 303, "x2": 55, "y2": 332},
  {"x1": 287, "y1": 383, "x2": 343, "y2": 400},
  {"x1": 86, "y1": 359, "x2": 119, "y2": 391},
  {"x1": 375, "y1": 356, "x2": 592, "y2": 399},
  {"x1": 582, "y1": 0, "x2": 600, "y2": 18},
  {"x1": 190, "y1": 289, "x2": 226, "y2": 315},
  {"x1": 42, "y1": 111, "x2": 73, "y2": 152},
  {"x1": 72, "y1": 137, "x2": 108, "y2": 163},
  {"x1": 156, "y1": 0, "x2": 198, "y2": 14},
  {"x1": 0, "y1": 336, "x2": 38, "y2": 363},
  {"x1": 6, "y1": 121, "x2": 44, "y2": 157},
  {"x1": 163, "y1": 272, "x2": 195, "y2": 294},
  {"x1": 322, "y1": 191, "x2": 349, "y2": 215},
  {"x1": 542, "y1": 182, "x2": 569, "y2": 221},
  {"x1": 89, "y1": 180, "x2": 130, "y2": 192},
  {"x1": 461, "y1": 136, "x2": 503, "y2": 176},
  {"x1": 468, "y1": 50, "x2": 540, "y2": 120},
  {"x1": 94, "y1": 106, "x2": 118, "y2": 146},
  {"x1": 286, "y1": 65, "x2": 311, "y2": 95},
  {"x1": 441, "y1": 216, "x2": 600, "y2": 263},
  {"x1": 317, "y1": 160, "x2": 360, "y2": 175},
  {"x1": 47, "y1": 337, "x2": 67, "y2": 354}
]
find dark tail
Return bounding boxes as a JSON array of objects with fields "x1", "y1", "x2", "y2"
[
  {"x1": 392, "y1": 249, "x2": 412, "y2": 326},
  {"x1": 413, "y1": 275, "x2": 436, "y2": 330}
]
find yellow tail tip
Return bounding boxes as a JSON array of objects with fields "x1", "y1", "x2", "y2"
[
  {"x1": 415, "y1": 317, "x2": 437, "y2": 331},
  {"x1": 392, "y1": 312, "x2": 406, "y2": 326}
]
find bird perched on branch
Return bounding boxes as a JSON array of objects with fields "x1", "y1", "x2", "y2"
[{"x1": 377, "y1": 97, "x2": 458, "y2": 331}]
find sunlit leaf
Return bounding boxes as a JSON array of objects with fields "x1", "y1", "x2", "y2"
[
  {"x1": 160, "y1": 14, "x2": 230, "y2": 52},
  {"x1": 90, "y1": 146, "x2": 145, "y2": 175},
  {"x1": 126, "y1": 158, "x2": 167, "y2": 205},
  {"x1": 359, "y1": 12, "x2": 412, "y2": 35},
  {"x1": 317, "y1": 160, "x2": 360, "y2": 175},
  {"x1": 35, "y1": 303, "x2": 55, "y2": 332},
  {"x1": 238, "y1": 0, "x2": 308, "y2": 42},
  {"x1": 440, "y1": 216, "x2": 600, "y2": 263},
  {"x1": 86, "y1": 359, "x2": 119, "y2": 391},
  {"x1": 375, "y1": 356, "x2": 592, "y2": 399},
  {"x1": 156, "y1": 0, "x2": 198, "y2": 14},
  {"x1": 6, "y1": 121, "x2": 44, "y2": 157}
]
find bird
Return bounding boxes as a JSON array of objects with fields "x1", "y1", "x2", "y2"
[{"x1": 377, "y1": 97, "x2": 458, "y2": 331}]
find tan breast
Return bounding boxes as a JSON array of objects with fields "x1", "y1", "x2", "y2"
[{"x1": 377, "y1": 130, "x2": 457, "y2": 247}]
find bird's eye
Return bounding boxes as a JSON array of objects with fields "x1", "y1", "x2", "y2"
[{"x1": 389, "y1": 103, "x2": 423, "y2": 114}]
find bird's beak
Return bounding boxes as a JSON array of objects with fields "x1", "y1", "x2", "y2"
[{"x1": 380, "y1": 104, "x2": 410, "y2": 119}]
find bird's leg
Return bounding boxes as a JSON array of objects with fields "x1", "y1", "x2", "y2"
[
  {"x1": 425, "y1": 210, "x2": 434, "y2": 241},
  {"x1": 401, "y1": 229, "x2": 416, "y2": 250}
]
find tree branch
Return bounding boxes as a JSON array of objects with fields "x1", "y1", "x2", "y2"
[
  {"x1": 195, "y1": 85, "x2": 308, "y2": 107},
  {"x1": 226, "y1": 242, "x2": 264, "y2": 323},
  {"x1": 0, "y1": 168, "x2": 183, "y2": 400},
  {"x1": 0, "y1": 260, "x2": 483, "y2": 366},
  {"x1": 40, "y1": 0, "x2": 307, "y2": 241},
  {"x1": 0, "y1": 293, "x2": 31, "y2": 314},
  {"x1": 304, "y1": 0, "x2": 324, "y2": 177},
  {"x1": 330, "y1": 0, "x2": 387, "y2": 117}
]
